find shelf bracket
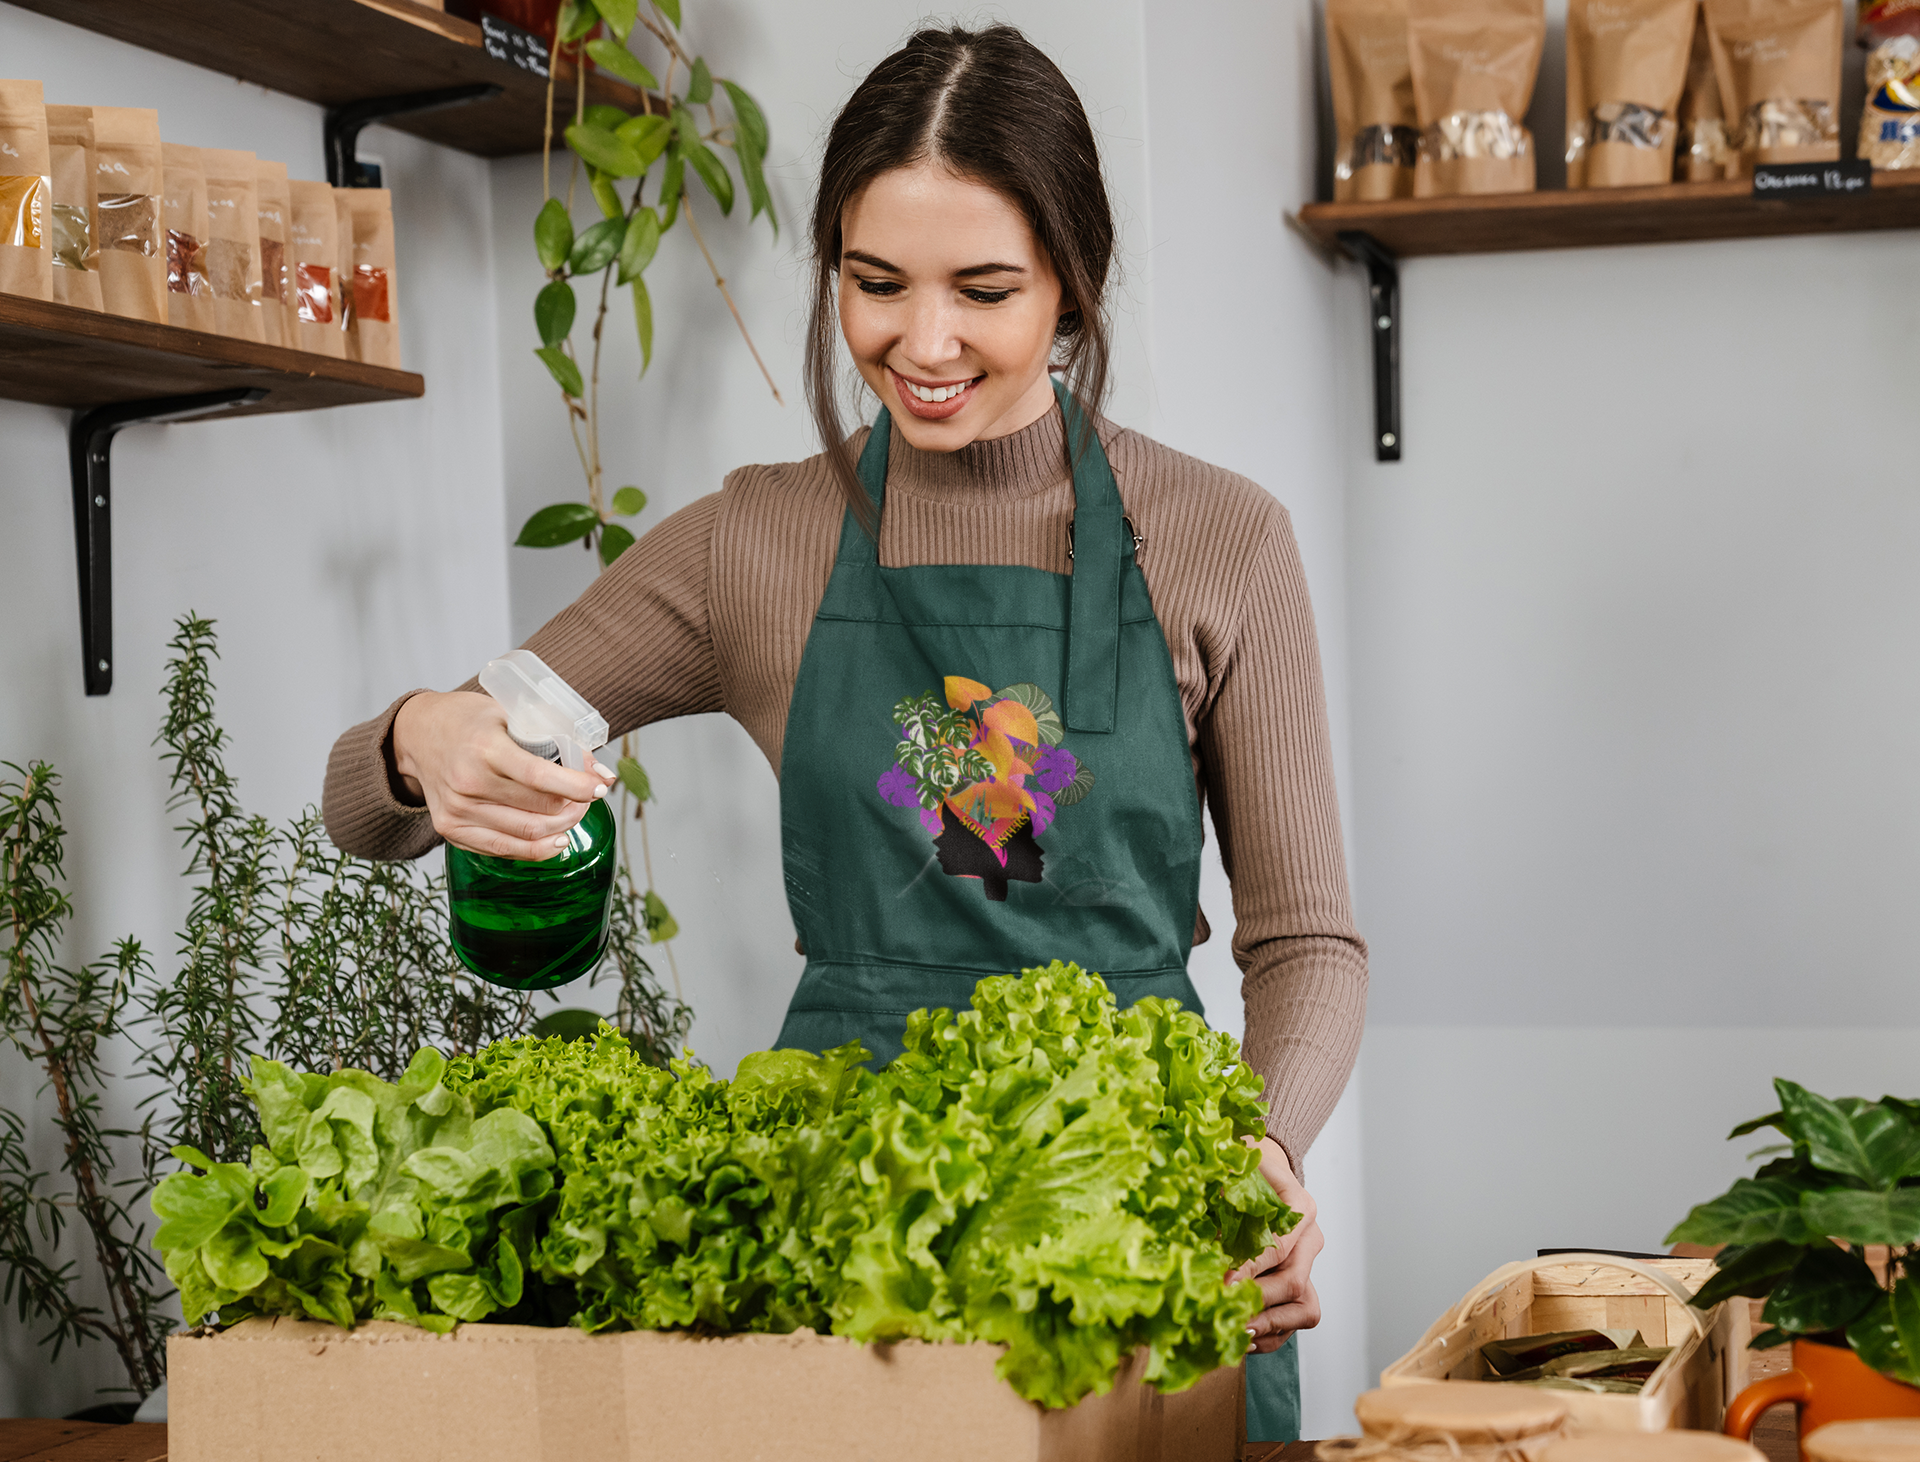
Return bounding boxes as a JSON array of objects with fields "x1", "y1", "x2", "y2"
[
  {"x1": 69, "y1": 389, "x2": 267, "y2": 696},
  {"x1": 324, "y1": 84, "x2": 503, "y2": 187},
  {"x1": 1337, "y1": 231, "x2": 1402, "y2": 463}
]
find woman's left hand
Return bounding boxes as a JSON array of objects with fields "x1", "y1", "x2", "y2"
[{"x1": 1229, "y1": 1136, "x2": 1324, "y2": 1354}]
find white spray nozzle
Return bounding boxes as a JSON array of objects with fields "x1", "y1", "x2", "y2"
[{"x1": 479, "y1": 649, "x2": 608, "y2": 774}]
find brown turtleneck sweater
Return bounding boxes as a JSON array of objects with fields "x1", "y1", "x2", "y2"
[{"x1": 323, "y1": 407, "x2": 1367, "y2": 1167}]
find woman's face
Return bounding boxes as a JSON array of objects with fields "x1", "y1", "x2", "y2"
[{"x1": 839, "y1": 163, "x2": 1066, "y2": 450}]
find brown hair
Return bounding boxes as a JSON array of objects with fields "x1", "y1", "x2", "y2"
[{"x1": 804, "y1": 24, "x2": 1117, "y2": 529}]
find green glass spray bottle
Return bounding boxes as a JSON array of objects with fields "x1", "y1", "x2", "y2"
[{"x1": 446, "y1": 650, "x2": 616, "y2": 991}]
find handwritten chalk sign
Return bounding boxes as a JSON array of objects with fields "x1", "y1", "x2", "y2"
[
  {"x1": 1751, "y1": 161, "x2": 1872, "y2": 199},
  {"x1": 482, "y1": 15, "x2": 550, "y2": 79}
]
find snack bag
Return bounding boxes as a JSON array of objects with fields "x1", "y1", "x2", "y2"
[
  {"x1": 1703, "y1": 0, "x2": 1843, "y2": 169},
  {"x1": 45, "y1": 103, "x2": 102, "y2": 310},
  {"x1": 1566, "y1": 0, "x2": 1698, "y2": 185},
  {"x1": 1676, "y1": 5, "x2": 1743, "y2": 177},
  {"x1": 255, "y1": 159, "x2": 291, "y2": 347},
  {"x1": 287, "y1": 178, "x2": 344, "y2": 357},
  {"x1": 1859, "y1": 0, "x2": 1920, "y2": 169},
  {"x1": 1329, "y1": 0, "x2": 1421, "y2": 199},
  {"x1": 0, "y1": 79, "x2": 53, "y2": 301},
  {"x1": 1408, "y1": 0, "x2": 1548, "y2": 195},
  {"x1": 201, "y1": 148, "x2": 262, "y2": 342},
  {"x1": 92, "y1": 106, "x2": 165, "y2": 322},
  {"x1": 161, "y1": 141, "x2": 213, "y2": 331}
]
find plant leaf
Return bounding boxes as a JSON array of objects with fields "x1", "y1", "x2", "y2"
[
  {"x1": 719, "y1": 80, "x2": 769, "y2": 155},
  {"x1": 534, "y1": 347, "x2": 585, "y2": 399},
  {"x1": 1688, "y1": 1239, "x2": 1802, "y2": 1308},
  {"x1": 1849, "y1": 1279, "x2": 1920, "y2": 1387},
  {"x1": 565, "y1": 122, "x2": 644, "y2": 179},
  {"x1": 632, "y1": 275, "x2": 653, "y2": 375},
  {"x1": 1055, "y1": 763, "x2": 1096, "y2": 808},
  {"x1": 1802, "y1": 1187, "x2": 1920, "y2": 1246},
  {"x1": 616, "y1": 114, "x2": 672, "y2": 170},
  {"x1": 1729, "y1": 1109, "x2": 1791, "y2": 1140},
  {"x1": 734, "y1": 135, "x2": 774, "y2": 232},
  {"x1": 616, "y1": 756, "x2": 651, "y2": 802},
  {"x1": 556, "y1": 0, "x2": 599, "y2": 42},
  {"x1": 654, "y1": 0, "x2": 680, "y2": 28},
  {"x1": 583, "y1": 103, "x2": 632, "y2": 131},
  {"x1": 530, "y1": 1009, "x2": 609, "y2": 1042},
  {"x1": 1759, "y1": 1245, "x2": 1883, "y2": 1336},
  {"x1": 1665, "y1": 1176, "x2": 1818, "y2": 1247},
  {"x1": 683, "y1": 139, "x2": 733, "y2": 214},
  {"x1": 589, "y1": 0, "x2": 636, "y2": 41},
  {"x1": 599, "y1": 522, "x2": 636, "y2": 566},
  {"x1": 643, "y1": 889, "x2": 678, "y2": 943},
  {"x1": 534, "y1": 280, "x2": 576, "y2": 349},
  {"x1": 611, "y1": 486, "x2": 647, "y2": 516},
  {"x1": 534, "y1": 198, "x2": 573, "y2": 272},
  {"x1": 568, "y1": 216, "x2": 625, "y2": 275},
  {"x1": 686, "y1": 57, "x2": 713, "y2": 105},
  {"x1": 994, "y1": 685, "x2": 1064, "y2": 746},
  {"x1": 617, "y1": 206, "x2": 661, "y2": 285},
  {"x1": 585, "y1": 37, "x2": 654, "y2": 86},
  {"x1": 589, "y1": 169, "x2": 622, "y2": 220},
  {"x1": 658, "y1": 146, "x2": 685, "y2": 217},
  {"x1": 1777, "y1": 1080, "x2": 1920, "y2": 1188},
  {"x1": 514, "y1": 503, "x2": 599, "y2": 548}
]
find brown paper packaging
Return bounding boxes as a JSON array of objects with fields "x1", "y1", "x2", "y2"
[
  {"x1": 287, "y1": 178, "x2": 344, "y2": 358},
  {"x1": 255, "y1": 158, "x2": 290, "y2": 347},
  {"x1": 45, "y1": 103, "x2": 103, "y2": 311},
  {"x1": 0, "y1": 79, "x2": 54, "y2": 301},
  {"x1": 1702, "y1": 0, "x2": 1843, "y2": 169},
  {"x1": 1329, "y1": 0, "x2": 1421, "y2": 199},
  {"x1": 201, "y1": 147, "x2": 262, "y2": 342},
  {"x1": 338, "y1": 186, "x2": 400, "y2": 369},
  {"x1": 1408, "y1": 0, "x2": 1548, "y2": 195},
  {"x1": 1676, "y1": 5, "x2": 1743, "y2": 178},
  {"x1": 91, "y1": 106, "x2": 165, "y2": 323},
  {"x1": 334, "y1": 187, "x2": 357, "y2": 356},
  {"x1": 162, "y1": 141, "x2": 214, "y2": 332},
  {"x1": 1566, "y1": 0, "x2": 1698, "y2": 185}
]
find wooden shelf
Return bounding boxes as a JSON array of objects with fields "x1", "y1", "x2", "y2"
[
  {"x1": 6, "y1": 0, "x2": 651, "y2": 157},
  {"x1": 1295, "y1": 169, "x2": 1920, "y2": 257},
  {"x1": 0, "y1": 294, "x2": 424, "y2": 415}
]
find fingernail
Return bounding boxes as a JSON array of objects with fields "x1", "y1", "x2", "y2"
[
  {"x1": 593, "y1": 761, "x2": 615, "y2": 779},
  {"x1": 595, "y1": 783, "x2": 613, "y2": 798},
  {"x1": 553, "y1": 835, "x2": 569, "y2": 848}
]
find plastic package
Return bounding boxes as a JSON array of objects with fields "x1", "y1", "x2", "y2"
[
  {"x1": 91, "y1": 107, "x2": 165, "y2": 323},
  {"x1": 45, "y1": 103, "x2": 102, "y2": 311},
  {"x1": 1408, "y1": 0, "x2": 1548, "y2": 195},
  {"x1": 1858, "y1": 0, "x2": 1920, "y2": 169},
  {"x1": 0, "y1": 79, "x2": 53, "y2": 301}
]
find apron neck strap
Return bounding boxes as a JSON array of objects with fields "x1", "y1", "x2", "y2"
[{"x1": 831, "y1": 381, "x2": 1125, "y2": 733}]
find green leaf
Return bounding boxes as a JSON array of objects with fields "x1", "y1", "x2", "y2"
[
  {"x1": 583, "y1": 103, "x2": 633, "y2": 131},
  {"x1": 686, "y1": 57, "x2": 713, "y2": 105},
  {"x1": 617, "y1": 206, "x2": 661, "y2": 284},
  {"x1": 1666, "y1": 1176, "x2": 1818, "y2": 1247},
  {"x1": 534, "y1": 280, "x2": 576, "y2": 348},
  {"x1": 515, "y1": 502, "x2": 599, "y2": 547},
  {"x1": 1849, "y1": 1278, "x2": 1920, "y2": 1387},
  {"x1": 568, "y1": 215, "x2": 625, "y2": 275},
  {"x1": 1802, "y1": 1188, "x2": 1920, "y2": 1246},
  {"x1": 654, "y1": 0, "x2": 680, "y2": 27},
  {"x1": 531, "y1": 1008, "x2": 609, "y2": 1042},
  {"x1": 534, "y1": 347, "x2": 586, "y2": 399},
  {"x1": 720, "y1": 80, "x2": 768, "y2": 155},
  {"x1": 657, "y1": 145, "x2": 685, "y2": 216},
  {"x1": 556, "y1": 0, "x2": 599, "y2": 43},
  {"x1": 534, "y1": 197, "x2": 573, "y2": 272},
  {"x1": 589, "y1": 169, "x2": 623, "y2": 220},
  {"x1": 734, "y1": 135, "x2": 774, "y2": 232},
  {"x1": 1777, "y1": 1080, "x2": 1920, "y2": 1188},
  {"x1": 616, "y1": 114, "x2": 672, "y2": 170},
  {"x1": 643, "y1": 889, "x2": 679, "y2": 943},
  {"x1": 565, "y1": 122, "x2": 644, "y2": 179},
  {"x1": 1688, "y1": 1239, "x2": 1802, "y2": 1308},
  {"x1": 589, "y1": 0, "x2": 636, "y2": 41},
  {"x1": 586, "y1": 38, "x2": 655, "y2": 88},
  {"x1": 599, "y1": 522, "x2": 635, "y2": 565},
  {"x1": 1055, "y1": 763, "x2": 1097, "y2": 808},
  {"x1": 994, "y1": 684, "x2": 1065, "y2": 746},
  {"x1": 632, "y1": 275, "x2": 653, "y2": 374},
  {"x1": 683, "y1": 139, "x2": 733, "y2": 214},
  {"x1": 616, "y1": 756, "x2": 651, "y2": 802},
  {"x1": 1729, "y1": 1109, "x2": 1791, "y2": 1140},
  {"x1": 1760, "y1": 1245, "x2": 1883, "y2": 1336},
  {"x1": 611, "y1": 486, "x2": 647, "y2": 516}
]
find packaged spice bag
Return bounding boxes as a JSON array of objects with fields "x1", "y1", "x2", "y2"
[
  {"x1": 337, "y1": 187, "x2": 400, "y2": 368},
  {"x1": 45, "y1": 103, "x2": 102, "y2": 311},
  {"x1": 161, "y1": 142, "x2": 213, "y2": 332},
  {"x1": 255, "y1": 158, "x2": 291, "y2": 347},
  {"x1": 0, "y1": 79, "x2": 53, "y2": 301},
  {"x1": 1329, "y1": 0, "x2": 1421, "y2": 199},
  {"x1": 1676, "y1": 5, "x2": 1743, "y2": 177},
  {"x1": 1566, "y1": 0, "x2": 1698, "y2": 185},
  {"x1": 201, "y1": 148, "x2": 261, "y2": 342},
  {"x1": 287, "y1": 178, "x2": 344, "y2": 358},
  {"x1": 1703, "y1": 0, "x2": 1843, "y2": 168},
  {"x1": 1858, "y1": 0, "x2": 1920, "y2": 169},
  {"x1": 334, "y1": 187, "x2": 356, "y2": 349},
  {"x1": 92, "y1": 106, "x2": 165, "y2": 322},
  {"x1": 1408, "y1": 0, "x2": 1548, "y2": 194}
]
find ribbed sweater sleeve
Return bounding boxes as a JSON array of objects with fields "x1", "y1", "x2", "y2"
[
  {"x1": 321, "y1": 494, "x2": 723, "y2": 859},
  {"x1": 1196, "y1": 512, "x2": 1369, "y2": 1170}
]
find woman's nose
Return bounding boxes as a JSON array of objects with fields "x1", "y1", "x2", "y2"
[{"x1": 899, "y1": 299, "x2": 964, "y2": 370}]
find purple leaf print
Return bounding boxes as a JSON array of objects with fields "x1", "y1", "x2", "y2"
[
  {"x1": 1032, "y1": 744, "x2": 1078, "y2": 797},
  {"x1": 877, "y1": 763, "x2": 919, "y2": 808},
  {"x1": 920, "y1": 808, "x2": 943, "y2": 836},
  {"x1": 1030, "y1": 788, "x2": 1058, "y2": 836}
]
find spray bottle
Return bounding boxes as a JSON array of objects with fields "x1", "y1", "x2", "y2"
[{"x1": 446, "y1": 649, "x2": 617, "y2": 991}]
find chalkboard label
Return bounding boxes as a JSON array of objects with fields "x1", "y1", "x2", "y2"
[
  {"x1": 482, "y1": 14, "x2": 550, "y2": 78},
  {"x1": 1751, "y1": 160, "x2": 1872, "y2": 199}
]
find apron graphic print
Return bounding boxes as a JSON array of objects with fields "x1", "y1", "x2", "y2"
[{"x1": 875, "y1": 675, "x2": 1095, "y2": 901}]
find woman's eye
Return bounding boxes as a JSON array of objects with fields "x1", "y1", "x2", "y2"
[
  {"x1": 962, "y1": 288, "x2": 1015, "y2": 304},
  {"x1": 855, "y1": 278, "x2": 903, "y2": 296}
]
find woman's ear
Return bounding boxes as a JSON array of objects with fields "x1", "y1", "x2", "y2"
[{"x1": 1054, "y1": 306, "x2": 1082, "y2": 341}]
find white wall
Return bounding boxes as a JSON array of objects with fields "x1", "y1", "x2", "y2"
[{"x1": 0, "y1": 10, "x2": 509, "y2": 1417}]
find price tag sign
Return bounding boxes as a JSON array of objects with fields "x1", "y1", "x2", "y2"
[
  {"x1": 1751, "y1": 160, "x2": 1873, "y2": 199},
  {"x1": 482, "y1": 14, "x2": 550, "y2": 79}
]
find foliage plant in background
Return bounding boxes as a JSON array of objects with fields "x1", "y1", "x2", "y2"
[
  {"x1": 152, "y1": 962, "x2": 1294, "y2": 1409},
  {"x1": 1670, "y1": 1078, "x2": 1920, "y2": 1383},
  {"x1": 515, "y1": 0, "x2": 783, "y2": 994}
]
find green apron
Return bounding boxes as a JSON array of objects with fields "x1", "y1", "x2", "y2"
[{"x1": 774, "y1": 383, "x2": 1300, "y2": 1442}]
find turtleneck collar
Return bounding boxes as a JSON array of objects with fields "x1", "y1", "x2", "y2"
[{"x1": 884, "y1": 402, "x2": 1071, "y2": 505}]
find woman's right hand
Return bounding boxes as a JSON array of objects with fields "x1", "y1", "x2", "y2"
[{"x1": 391, "y1": 690, "x2": 613, "y2": 861}]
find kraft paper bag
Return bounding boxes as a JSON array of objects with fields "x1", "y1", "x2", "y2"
[
  {"x1": 1329, "y1": 0, "x2": 1420, "y2": 199},
  {"x1": 339, "y1": 187, "x2": 400, "y2": 369},
  {"x1": 162, "y1": 141, "x2": 214, "y2": 332},
  {"x1": 255, "y1": 158, "x2": 291, "y2": 347},
  {"x1": 1703, "y1": 0, "x2": 1843, "y2": 169},
  {"x1": 1408, "y1": 0, "x2": 1548, "y2": 195},
  {"x1": 46, "y1": 102, "x2": 103, "y2": 310},
  {"x1": 0, "y1": 78, "x2": 53, "y2": 301},
  {"x1": 201, "y1": 147, "x2": 262, "y2": 342},
  {"x1": 287, "y1": 178, "x2": 345, "y2": 358},
  {"x1": 92, "y1": 106, "x2": 165, "y2": 322},
  {"x1": 1566, "y1": 0, "x2": 1698, "y2": 186}
]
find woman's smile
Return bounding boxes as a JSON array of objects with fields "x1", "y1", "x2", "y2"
[{"x1": 889, "y1": 367, "x2": 984, "y2": 419}]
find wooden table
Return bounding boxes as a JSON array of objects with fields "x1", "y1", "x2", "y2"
[{"x1": 0, "y1": 1421, "x2": 166, "y2": 1461}]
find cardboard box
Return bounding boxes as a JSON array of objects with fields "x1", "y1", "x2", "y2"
[{"x1": 169, "y1": 1317, "x2": 1245, "y2": 1462}]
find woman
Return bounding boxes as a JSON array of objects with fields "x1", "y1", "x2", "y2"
[{"x1": 323, "y1": 24, "x2": 1365, "y2": 1441}]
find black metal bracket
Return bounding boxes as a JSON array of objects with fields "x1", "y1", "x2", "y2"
[
  {"x1": 1337, "y1": 231, "x2": 1401, "y2": 463},
  {"x1": 69, "y1": 389, "x2": 268, "y2": 696},
  {"x1": 324, "y1": 84, "x2": 502, "y2": 187}
]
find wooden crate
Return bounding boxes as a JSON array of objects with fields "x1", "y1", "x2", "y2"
[{"x1": 1382, "y1": 1253, "x2": 1751, "y2": 1434}]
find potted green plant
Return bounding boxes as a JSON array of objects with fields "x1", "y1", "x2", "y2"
[{"x1": 1668, "y1": 1079, "x2": 1920, "y2": 1448}]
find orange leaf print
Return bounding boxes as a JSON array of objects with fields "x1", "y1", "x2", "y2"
[{"x1": 944, "y1": 675, "x2": 992, "y2": 710}]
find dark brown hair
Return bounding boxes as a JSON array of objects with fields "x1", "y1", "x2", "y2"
[{"x1": 804, "y1": 24, "x2": 1117, "y2": 529}]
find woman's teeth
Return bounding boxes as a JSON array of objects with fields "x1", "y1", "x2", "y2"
[{"x1": 909, "y1": 379, "x2": 972, "y2": 403}]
